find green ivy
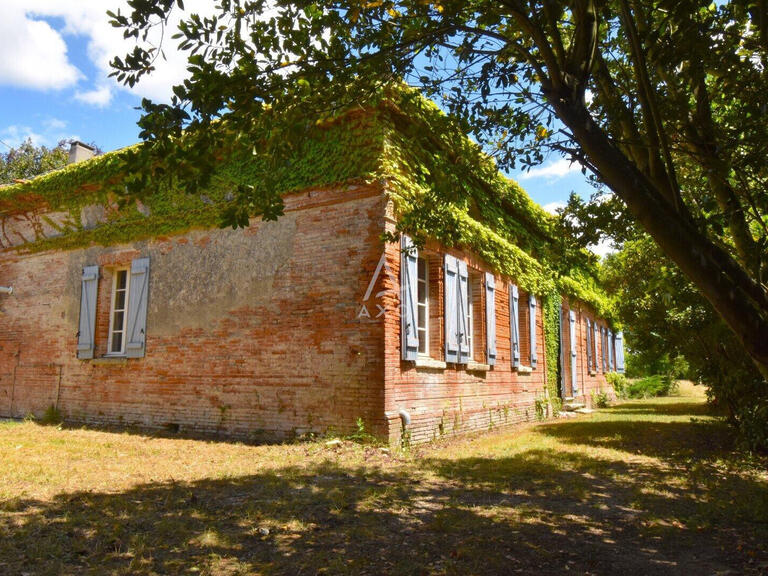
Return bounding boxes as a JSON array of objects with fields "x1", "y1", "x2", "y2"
[{"x1": 0, "y1": 85, "x2": 617, "y2": 388}]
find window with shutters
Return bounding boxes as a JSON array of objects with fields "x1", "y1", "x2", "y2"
[
  {"x1": 465, "y1": 279, "x2": 474, "y2": 359},
  {"x1": 518, "y1": 291, "x2": 530, "y2": 364},
  {"x1": 417, "y1": 256, "x2": 429, "y2": 355},
  {"x1": 77, "y1": 256, "x2": 151, "y2": 360},
  {"x1": 107, "y1": 268, "x2": 130, "y2": 355},
  {"x1": 468, "y1": 270, "x2": 486, "y2": 362}
]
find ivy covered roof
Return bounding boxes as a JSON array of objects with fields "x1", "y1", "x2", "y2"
[{"x1": 0, "y1": 86, "x2": 615, "y2": 321}]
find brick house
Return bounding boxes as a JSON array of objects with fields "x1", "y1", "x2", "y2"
[{"x1": 0, "y1": 92, "x2": 625, "y2": 444}]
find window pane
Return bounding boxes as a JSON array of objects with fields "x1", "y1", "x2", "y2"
[
  {"x1": 417, "y1": 258, "x2": 427, "y2": 304},
  {"x1": 113, "y1": 311, "x2": 124, "y2": 332},
  {"x1": 111, "y1": 332, "x2": 123, "y2": 353},
  {"x1": 115, "y1": 290, "x2": 126, "y2": 311},
  {"x1": 116, "y1": 270, "x2": 127, "y2": 290}
]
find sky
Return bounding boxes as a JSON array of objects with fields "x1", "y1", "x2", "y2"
[{"x1": 0, "y1": 1, "x2": 604, "y2": 251}]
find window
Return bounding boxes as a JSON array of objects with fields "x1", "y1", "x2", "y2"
[
  {"x1": 107, "y1": 269, "x2": 130, "y2": 355},
  {"x1": 417, "y1": 256, "x2": 429, "y2": 355},
  {"x1": 465, "y1": 279, "x2": 473, "y2": 359},
  {"x1": 77, "y1": 257, "x2": 151, "y2": 360}
]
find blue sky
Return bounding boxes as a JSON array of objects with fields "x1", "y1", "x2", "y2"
[{"x1": 0, "y1": 1, "x2": 595, "y2": 218}]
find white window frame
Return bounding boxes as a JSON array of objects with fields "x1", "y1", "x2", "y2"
[
  {"x1": 466, "y1": 280, "x2": 473, "y2": 360},
  {"x1": 416, "y1": 255, "x2": 429, "y2": 356},
  {"x1": 107, "y1": 268, "x2": 131, "y2": 356}
]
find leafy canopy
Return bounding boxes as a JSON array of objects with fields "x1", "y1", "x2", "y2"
[
  {"x1": 108, "y1": 0, "x2": 768, "y2": 375},
  {"x1": 0, "y1": 139, "x2": 70, "y2": 185}
]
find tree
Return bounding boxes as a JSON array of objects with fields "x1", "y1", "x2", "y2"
[
  {"x1": 602, "y1": 235, "x2": 768, "y2": 449},
  {"x1": 108, "y1": 0, "x2": 768, "y2": 377},
  {"x1": 0, "y1": 139, "x2": 69, "y2": 185}
]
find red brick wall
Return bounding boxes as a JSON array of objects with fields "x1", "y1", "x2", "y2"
[
  {"x1": 381, "y1": 227, "x2": 551, "y2": 445},
  {"x1": 0, "y1": 185, "x2": 389, "y2": 440},
  {"x1": 0, "y1": 183, "x2": 618, "y2": 444},
  {"x1": 561, "y1": 297, "x2": 613, "y2": 407}
]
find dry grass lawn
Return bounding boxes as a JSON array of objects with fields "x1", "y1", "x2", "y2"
[{"x1": 1, "y1": 381, "x2": 766, "y2": 575}]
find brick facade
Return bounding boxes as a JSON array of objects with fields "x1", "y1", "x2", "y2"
[
  {"x1": 0, "y1": 185, "x2": 390, "y2": 440},
  {"x1": 0, "y1": 183, "x2": 618, "y2": 444},
  {"x1": 560, "y1": 297, "x2": 616, "y2": 407}
]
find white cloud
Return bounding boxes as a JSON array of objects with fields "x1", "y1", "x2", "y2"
[
  {"x1": 75, "y1": 84, "x2": 113, "y2": 107},
  {"x1": 518, "y1": 158, "x2": 581, "y2": 181},
  {"x1": 588, "y1": 238, "x2": 615, "y2": 259},
  {"x1": 542, "y1": 201, "x2": 566, "y2": 215},
  {"x1": 1, "y1": 122, "x2": 80, "y2": 148},
  {"x1": 43, "y1": 118, "x2": 68, "y2": 131},
  {"x1": 1, "y1": 125, "x2": 47, "y2": 147},
  {"x1": 0, "y1": 4, "x2": 82, "y2": 90},
  {"x1": 1, "y1": 0, "x2": 217, "y2": 104}
]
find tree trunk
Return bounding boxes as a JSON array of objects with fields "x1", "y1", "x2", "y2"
[{"x1": 552, "y1": 96, "x2": 768, "y2": 380}]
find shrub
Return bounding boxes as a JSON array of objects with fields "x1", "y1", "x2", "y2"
[
  {"x1": 591, "y1": 391, "x2": 609, "y2": 408},
  {"x1": 345, "y1": 417, "x2": 378, "y2": 445},
  {"x1": 605, "y1": 372, "x2": 628, "y2": 399},
  {"x1": 736, "y1": 399, "x2": 768, "y2": 453},
  {"x1": 40, "y1": 405, "x2": 63, "y2": 425},
  {"x1": 626, "y1": 375, "x2": 676, "y2": 398}
]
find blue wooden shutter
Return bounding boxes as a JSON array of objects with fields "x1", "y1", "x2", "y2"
[
  {"x1": 77, "y1": 265, "x2": 99, "y2": 359},
  {"x1": 125, "y1": 257, "x2": 150, "y2": 358},
  {"x1": 594, "y1": 322, "x2": 600, "y2": 373},
  {"x1": 601, "y1": 327, "x2": 607, "y2": 372},
  {"x1": 616, "y1": 331, "x2": 625, "y2": 373},
  {"x1": 608, "y1": 330, "x2": 614, "y2": 371},
  {"x1": 569, "y1": 310, "x2": 578, "y2": 394},
  {"x1": 510, "y1": 284, "x2": 520, "y2": 368},
  {"x1": 444, "y1": 255, "x2": 459, "y2": 363},
  {"x1": 586, "y1": 318, "x2": 592, "y2": 372},
  {"x1": 457, "y1": 260, "x2": 470, "y2": 365},
  {"x1": 529, "y1": 294, "x2": 537, "y2": 368},
  {"x1": 485, "y1": 272, "x2": 496, "y2": 366},
  {"x1": 400, "y1": 235, "x2": 419, "y2": 361}
]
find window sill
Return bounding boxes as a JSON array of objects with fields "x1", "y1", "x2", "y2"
[
  {"x1": 415, "y1": 357, "x2": 447, "y2": 370},
  {"x1": 515, "y1": 365, "x2": 533, "y2": 375},
  {"x1": 92, "y1": 357, "x2": 128, "y2": 365},
  {"x1": 467, "y1": 361, "x2": 490, "y2": 372},
  {"x1": 589, "y1": 370, "x2": 597, "y2": 376}
]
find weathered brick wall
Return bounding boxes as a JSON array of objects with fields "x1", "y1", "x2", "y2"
[
  {"x1": 380, "y1": 211, "x2": 551, "y2": 445},
  {"x1": 0, "y1": 185, "x2": 388, "y2": 440},
  {"x1": 561, "y1": 297, "x2": 613, "y2": 406}
]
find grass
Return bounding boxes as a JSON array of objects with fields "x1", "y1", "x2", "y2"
[{"x1": 0, "y1": 382, "x2": 766, "y2": 575}]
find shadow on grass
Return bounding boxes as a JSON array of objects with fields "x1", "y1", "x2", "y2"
[
  {"x1": 2, "y1": 448, "x2": 767, "y2": 575},
  {"x1": 603, "y1": 400, "x2": 713, "y2": 417},
  {"x1": 2, "y1": 396, "x2": 767, "y2": 575}
]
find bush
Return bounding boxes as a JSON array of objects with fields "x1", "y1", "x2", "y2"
[
  {"x1": 626, "y1": 374, "x2": 677, "y2": 398},
  {"x1": 736, "y1": 399, "x2": 768, "y2": 453},
  {"x1": 605, "y1": 372, "x2": 628, "y2": 399},
  {"x1": 40, "y1": 405, "x2": 62, "y2": 425},
  {"x1": 591, "y1": 391, "x2": 609, "y2": 408}
]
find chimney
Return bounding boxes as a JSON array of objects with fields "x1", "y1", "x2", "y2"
[{"x1": 68, "y1": 141, "x2": 96, "y2": 164}]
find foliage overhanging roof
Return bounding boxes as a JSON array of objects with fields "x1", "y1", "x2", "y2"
[{"x1": 0, "y1": 85, "x2": 615, "y2": 321}]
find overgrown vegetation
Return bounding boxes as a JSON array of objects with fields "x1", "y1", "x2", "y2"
[
  {"x1": 626, "y1": 375, "x2": 679, "y2": 399},
  {"x1": 0, "y1": 87, "x2": 618, "y2": 397},
  {"x1": 40, "y1": 405, "x2": 63, "y2": 426},
  {"x1": 605, "y1": 372, "x2": 628, "y2": 400},
  {"x1": 0, "y1": 139, "x2": 71, "y2": 185},
  {"x1": 0, "y1": 384, "x2": 765, "y2": 574},
  {"x1": 603, "y1": 235, "x2": 768, "y2": 452},
  {"x1": 591, "y1": 390, "x2": 610, "y2": 408}
]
